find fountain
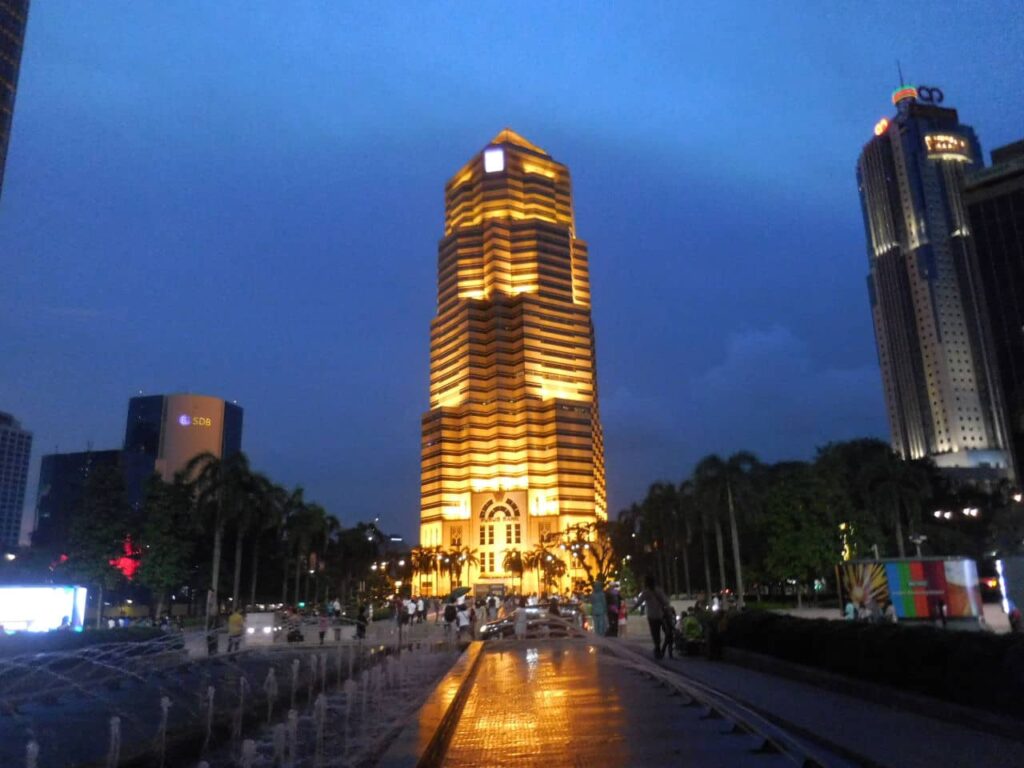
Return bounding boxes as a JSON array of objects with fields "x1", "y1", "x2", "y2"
[
  {"x1": 263, "y1": 668, "x2": 278, "y2": 724},
  {"x1": 105, "y1": 715, "x2": 121, "y2": 768}
]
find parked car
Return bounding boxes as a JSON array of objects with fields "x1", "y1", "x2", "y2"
[
  {"x1": 244, "y1": 611, "x2": 284, "y2": 646},
  {"x1": 479, "y1": 602, "x2": 587, "y2": 640}
]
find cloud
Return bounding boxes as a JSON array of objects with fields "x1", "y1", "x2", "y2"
[{"x1": 686, "y1": 325, "x2": 887, "y2": 459}]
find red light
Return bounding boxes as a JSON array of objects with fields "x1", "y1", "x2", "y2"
[
  {"x1": 985, "y1": 578, "x2": 999, "y2": 589},
  {"x1": 874, "y1": 118, "x2": 890, "y2": 136},
  {"x1": 110, "y1": 536, "x2": 140, "y2": 580}
]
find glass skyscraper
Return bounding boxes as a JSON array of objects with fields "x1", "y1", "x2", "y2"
[
  {"x1": 0, "y1": 411, "x2": 31, "y2": 548},
  {"x1": 418, "y1": 130, "x2": 605, "y2": 596},
  {"x1": 964, "y1": 141, "x2": 1024, "y2": 480},
  {"x1": 0, "y1": 0, "x2": 29, "y2": 200},
  {"x1": 858, "y1": 88, "x2": 1010, "y2": 477}
]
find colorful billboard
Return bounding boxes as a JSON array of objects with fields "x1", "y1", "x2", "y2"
[{"x1": 838, "y1": 559, "x2": 982, "y2": 620}]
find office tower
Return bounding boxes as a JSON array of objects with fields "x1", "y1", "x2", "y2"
[
  {"x1": 964, "y1": 140, "x2": 1024, "y2": 479},
  {"x1": 32, "y1": 393, "x2": 243, "y2": 552},
  {"x1": 858, "y1": 86, "x2": 1010, "y2": 478},
  {"x1": 34, "y1": 449, "x2": 122, "y2": 552},
  {"x1": 0, "y1": 411, "x2": 31, "y2": 548},
  {"x1": 418, "y1": 130, "x2": 605, "y2": 595},
  {"x1": 0, "y1": 0, "x2": 29, "y2": 199},
  {"x1": 124, "y1": 393, "x2": 243, "y2": 481}
]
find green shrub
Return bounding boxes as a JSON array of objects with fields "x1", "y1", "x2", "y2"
[{"x1": 721, "y1": 610, "x2": 1024, "y2": 717}]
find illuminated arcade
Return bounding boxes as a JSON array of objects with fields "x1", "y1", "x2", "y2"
[{"x1": 418, "y1": 130, "x2": 606, "y2": 596}]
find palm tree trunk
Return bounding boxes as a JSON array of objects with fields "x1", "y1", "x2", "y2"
[
  {"x1": 209, "y1": 520, "x2": 224, "y2": 627},
  {"x1": 281, "y1": 558, "x2": 288, "y2": 605},
  {"x1": 681, "y1": 539, "x2": 692, "y2": 598},
  {"x1": 701, "y1": 530, "x2": 713, "y2": 595},
  {"x1": 154, "y1": 592, "x2": 165, "y2": 621},
  {"x1": 250, "y1": 537, "x2": 261, "y2": 608},
  {"x1": 96, "y1": 584, "x2": 104, "y2": 629},
  {"x1": 893, "y1": 502, "x2": 906, "y2": 558},
  {"x1": 796, "y1": 581, "x2": 803, "y2": 609},
  {"x1": 714, "y1": 517, "x2": 727, "y2": 592},
  {"x1": 231, "y1": 528, "x2": 244, "y2": 609},
  {"x1": 727, "y1": 482, "x2": 745, "y2": 607},
  {"x1": 293, "y1": 555, "x2": 302, "y2": 605}
]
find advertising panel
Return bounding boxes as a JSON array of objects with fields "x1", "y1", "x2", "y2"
[
  {"x1": 0, "y1": 585, "x2": 88, "y2": 632},
  {"x1": 837, "y1": 559, "x2": 982, "y2": 620}
]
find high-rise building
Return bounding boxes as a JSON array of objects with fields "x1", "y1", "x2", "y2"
[
  {"x1": 418, "y1": 130, "x2": 605, "y2": 596},
  {"x1": 964, "y1": 140, "x2": 1024, "y2": 479},
  {"x1": 32, "y1": 393, "x2": 243, "y2": 552},
  {"x1": 858, "y1": 86, "x2": 1010, "y2": 478},
  {"x1": 0, "y1": 0, "x2": 29, "y2": 200},
  {"x1": 124, "y1": 393, "x2": 243, "y2": 481},
  {"x1": 0, "y1": 411, "x2": 32, "y2": 548}
]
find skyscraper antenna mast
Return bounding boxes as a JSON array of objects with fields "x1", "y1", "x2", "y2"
[{"x1": 897, "y1": 59, "x2": 905, "y2": 87}]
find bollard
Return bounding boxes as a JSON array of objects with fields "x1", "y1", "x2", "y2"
[
  {"x1": 25, "y1": 740, "x2": 39, "y2": 768},
  {"x1": 106, "y1": 716, "x2": 121, "y2": 768}
]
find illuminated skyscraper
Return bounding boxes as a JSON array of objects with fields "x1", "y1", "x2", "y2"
[
  {"x1": 858, "y1": 87, "x2": 1010, "y2": 478},
  {"x1": 419, "y1": 130, "x2": 605, "y2": 596},
  {"x1": 0, "y1": 0, "x2": 29, "y2": 200}
]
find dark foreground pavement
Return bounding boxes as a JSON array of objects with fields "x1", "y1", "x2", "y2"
[{"x1": 622, "y1": 635, "x2": 1024, "y2": 768}]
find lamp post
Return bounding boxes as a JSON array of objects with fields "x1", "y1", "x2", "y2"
[{"x1": 908, "y1": 534, "x2": 927, "y2": 558}]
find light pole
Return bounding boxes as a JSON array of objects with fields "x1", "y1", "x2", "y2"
[{"x1": 908, "y1": 534, "x2": 927, "y2": 558}]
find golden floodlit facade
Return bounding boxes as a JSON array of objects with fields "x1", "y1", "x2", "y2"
[{"x1": 418, "y1": 130, "x2": 606, "y2": 596}]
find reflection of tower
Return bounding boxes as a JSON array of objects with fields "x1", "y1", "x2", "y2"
[
  {"x1": 858, "y1": 87, "x2": 1010, "y2": 478},
  {"x1": 419, "y1": 130, "x2": 605, "y2": 596}
]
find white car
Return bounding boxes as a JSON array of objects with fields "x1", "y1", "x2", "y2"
[{"x1": 245, "y1": 611, "x2": 283, "y2": 646}]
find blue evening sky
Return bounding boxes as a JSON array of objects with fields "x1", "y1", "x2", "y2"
[{"x1": 2, "y1": 2, "x2": 1022, "y2": 540}]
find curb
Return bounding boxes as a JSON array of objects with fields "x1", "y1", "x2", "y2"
[{"x1": 377, "y1": 641, "x2": 484, "y2": 768}]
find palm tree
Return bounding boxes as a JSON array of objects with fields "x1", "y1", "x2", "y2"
[
  {"x1": 186, "y1": 451, "x2": 253, "y2": 627},
  {"x1": 279, "y1": 487, "x2": 306, "y2": 604},
  {"x1": 457, "y1": 546, "x2": 479, "y2": 588},
  {"x1": 502, "y1": 548, "x2": 525, "y2": 594},
  {"x1": 249, "y1": 477, "x2": 286, "y2": 607},
  {"x1": 677, "y1": 480, "x2": 696, "y2": 597},
  {"x1": 286, "y1": 500, "x2": 327, "y2": 605},
  {"x1": 527, "y1": 541, "x2": 552, "y2": 595},
  {"x1": 860, "y1": 451, "x2": 930, "y2": 558},
  {"x1": 694, "y1": 452, "x2": 760, "y2": 607}
]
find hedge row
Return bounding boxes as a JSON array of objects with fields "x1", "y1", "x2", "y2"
[
  {"x1": 0, "y1": 626, "x2": 181, "y2": 657},
  {"x1": 720, "y1": 610, "x2": 1024, "y2": 717}
]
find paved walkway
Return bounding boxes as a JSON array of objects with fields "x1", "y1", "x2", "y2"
[
  {"x1": 621, "y1": 636, "x2": 1024, "y2": 768},
  {"x1": 444, "y1": 641, "x2": 796, "y2": 767}
]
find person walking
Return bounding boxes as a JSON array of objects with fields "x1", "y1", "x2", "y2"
[
  {"x1": 227, "y1": 608, "x2": 245, "y2": 654},
  {"x1": 514, "y1": 596, "x2": 528, "y2": 639},
  {"x1": 605, "y1": 583, "x2": 621, "y2": 637},
  {"x1": 317, "y1": 613, "x2": 329, "y2": 645},
  {"x1": 638, "y1": 575, "x2": 671, "y2": 659},
  {"x1": 356, "y1": 604, "x2": 367, "y2": 640},
  {"x1": 590, "y1": 579, "x2": 608, "y2": 637}
]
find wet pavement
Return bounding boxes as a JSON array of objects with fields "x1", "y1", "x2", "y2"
[{"x1": 443, "y1": 640, "x2": 794, "y2": 768}]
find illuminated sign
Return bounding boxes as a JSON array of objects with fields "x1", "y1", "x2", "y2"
[
  {"x1": 924, "y1": 133, "x2": 972, "y2": 163},
  {"x1": 916, "y1": 85, "x2": 944, "y2": 104},
  {"x1": 483, "y1": 147, "x2": 505, "y2": 173},
  {"x1": 0, "y1": 585, "x2": 88, "y2": 632},
  {"x1": 874, "y1": 117, "x2": 890, "y2": 136},
  {"x1": 891, "y1": 85, "x2": 917, "y2": 105},
  {"x1": 178, "y1": 414, "x2": 212, "y2": 427}
]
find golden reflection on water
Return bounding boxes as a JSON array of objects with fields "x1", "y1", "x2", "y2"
[{"x1": 443, "y1": 642, "x2": 627, "y2": 766}]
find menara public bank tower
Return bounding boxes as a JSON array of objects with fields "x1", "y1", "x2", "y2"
[{"x1": 417, "y1": 130, "x2": 606, "y2": 597}]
